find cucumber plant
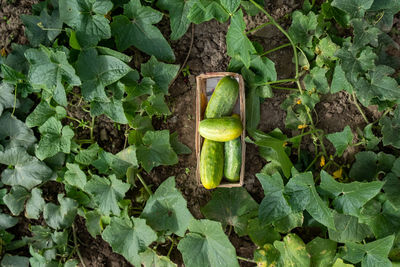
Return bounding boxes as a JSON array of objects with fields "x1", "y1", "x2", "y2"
[{"x1": 0, "y1": 0, "x2": 399, "y2": 266}]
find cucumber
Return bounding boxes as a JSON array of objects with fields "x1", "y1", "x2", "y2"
[
  {"x1": 200, "y1": 139, "x2": 224, "y2": 189},
  {"x1": 205, "y1": 76, "x2": 239, "y2": 118},
  {"x1": 199, "y1": 116, "x2": 243, "y2": 142},
  {"x1": 224, "y1": 138, "x2": 241, "y2": 182}
]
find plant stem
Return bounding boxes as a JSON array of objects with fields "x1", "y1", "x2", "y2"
[
  {"x1": 258, "y1": 78, "x2": 297, "y2": 86},
  {"x1": 352, "y1": 92, "x2": 369, "y2": 124},
  {"x1": 167, "y1": 239, "x2": 175, "y2": 258},
  {"x1": 227, "y1": 225, "x2": 233, "y2": 237},
  {"x1": 90, "y1": 116, "x2": 95, "y2": 141},
  {"x1": 261, "y1": 43, "x2": 291, "y2": 56},
  {"x1": 11, "y1": 84, "x2": 17, "y2": 116},
  {"x1": 136, "y1": 173, "x2": 152, "y2": 196},
  {"x1": 72, "y1": 224, "x2": 86, "y2": 267},
  {"x1": 237, "y1": 256, "x2": 257, "y2": 263},
  {"x1": 305, "y1": 152, "x2": 323, "y2": 172},
  {"x1": 246, "y1": 21, "x2": 273, "y2": 34},
  {"x1": 288, "y1": 129, "x2": 320, "y2": 142},
  {"x1": 271, "y1": 85, "x2": 297, "y2": 90}
]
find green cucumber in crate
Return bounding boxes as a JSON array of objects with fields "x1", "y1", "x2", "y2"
[{"x1": 205, "y1": 76, "x2": 239, "y2": 118}]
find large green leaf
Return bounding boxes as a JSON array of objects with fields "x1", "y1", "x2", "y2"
[
  {"x1": 102, "y1": 216, "x2": 157, "y2": 266},
  {"x1": 140, "y1": 249, "x2": 177, "y2": 267},
  {"x1": 25, "y1": 101, "x2": 66, "y2": 128},
  {"x1": 0, "y1": 112, "x2": 36, "y2": 149},
  {"x1": 304, "y1": 67, "x2": 329, "y2": 94},
  {"x1": 285, "y1": 172, "x2": 336, "y2": 229},
  {"x1": 245, "y1": 87, "x2": 260, "y2": 130},
  {"x1": 187, "y1": 0, "x2": 229, "y2": 24},
  {"x1": 288, "y1": 11, "x2": 318, "y2": 48},
  {"x1": 274, "y1": 234, "x2": 311, "y2": 267},
  {"x1": 26, "y1": 188, "x2": 45, "y2": 219},
  {"x1": 76, "y1": 48, "x2": 130, "y2": 101},
  {"x1": 383, "y1": 172, "x2": 400, "y2": 209},
  {"x1": 331, "y1": 0, "x2": 374, "y2": 18},
  {"x1": 306, "y1": 237, "x2": 337, "y2": 267},
  {"x1": 226, "y1": 9, "x2": 256, "y2": 68},
  {"x1": 92, "y1": 150, "x2": 131, "y2": 178},
  {"x1": 0, "y1": 83, "x2": 17, "y2": 117},
  {"x1": 1, "y1": 255, "x2": 29, "y2": 267},
  {"x1": 342, "y1": 235, "x2": 394, "y2": 267},
  {"x1": 43, "y1": 194, "x2": 78, "y2": 230},
  {"x1": 136, "y1": 130, "x2": 178, "y2": 172},
  {"x1": 177, "y1": 219, "x2": 239, "y2": 267},
  {"x1": 328, "y1": 211, "x2": 372, "y2": 242},
  {"x1": 247, "y1": 218, "x2": 281, "y2": 246},
  {"x1": 201, "y1": 187, "x2": 259, "y2": 236},
  {"x1": 141, "y1": 177, "x2": 193, "y2": 236},
  {"x1": 320, "y1": 171, "x2": 383, "y2": 216},
  {"x1": 63, "y1": 163, "x2": 87, "y2": 190},
  {"x1": 111, "y1": 0, "x2": 175, "y2": 62},
  {"x1": 350, "y1": 19, "x2": 381, "y2": 52},
  {"x1": 35, "y1": 117, "x2": 74, "y2": 160},
  {"x1": 90, "y1": 98, "x2": 128, "y2": 124},
  {"x1": 0, "y1": 147, "x2": 53, "y2": 190},
  {"x1": 380, "y1": 107, "x2": 400, "y2": 148},
  {"x1": 331, "y1": 63, "x2": 353, "y2": 93},
  {"x1": 140, "y1": 56, "x2": 179, "y2": 94},
  {"x1": 257, "y1": 173, "x2": 292, "y2": 224},
  {"x1": 59, "y1": 0, "x2": 113, "y2": 47},
  {"x1": 326, "y1": 126, "x2": 354, "y2": 157},
  {"x1": 25, "y1": 47, "x2": 81, "y2": 106},
  {"x1": 75, "y1": 143, "x2": 101, "y2": 165},
  {"x1": 156, "y1": 0, "x2": 194, "y2": 40},
  {"x1": 3, "y1": 186, "x2": 29, "y2": 216},
  {"x1": 84, "y1": 174, "x2": 130, "y2": 216}
]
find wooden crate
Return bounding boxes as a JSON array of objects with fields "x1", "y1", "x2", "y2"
[{"x1": 195, "y1": 72, "x2": 246, "y2": 188}]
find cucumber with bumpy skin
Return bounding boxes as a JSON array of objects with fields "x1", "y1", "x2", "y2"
[
  {"x1": 224, "y1": 137, "x2": 241, "y2": 182},
  {"x1": 199, "y1": 116, "x2": 243, "y2": 142},
  {"x1": 200, "y1": 139, "x2": 224, "y2": 189},
  {"x1": 205, "y1": 76, "x2": 239, "y2": 118}
]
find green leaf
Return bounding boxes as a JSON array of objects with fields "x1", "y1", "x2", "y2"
[
  {"x1": 3, "y1": 186, "x2": 29, "y2": 216},
  {"x1": 0, "y1": 112, "x2": 36, "y2": 149},
  {"x1": 0, "y1": 83, "x2": 17, "y2": 117},
  {"x1": 384, "y1": 173, "x2": 400, "y2": 209},
  {"x1": 336, "y1": 45, "x2": 377, "y2": 84},
  {"x1": 170, "y1": 132, "x2": 191, "y2": 155},
  {"x1": 380, "y1": 107, "x2": 400, "y2": 148},
  {"x1": 141, "y1": 56, "x2": 179, "y2": 94},
  {"x1": 351, "y1": 19, "x2": 381, "y2": 52},
  {"x1": 26, "y1": 188, "x2": 45, "y2": 219},
  {"x1": 59, "y1": 0, "x2": 113, "y2": 47},
  {"x1": 156, "y1": 0, "x2": 194, "y2": 40},
  {"x1": 331, "y1": 0, "x2": 374, "y2": 18},
  {"x1": 201, "y1": 187, "x2": 259, "y2": 236},
  {"x1": 177, "y1": 219, "x2": 239, "y2": 267},
  {"x1": 249, "y1": 129, "x2": 293, "y2": 178},
  {"x1": 92, "y1": 150, "x2": 131, "y2": 178},
  {"x1": 245, "y1": 86, "x2": 260, "y2": 130},
  {"x1": 220, "y1": 0, "x2": 240, "y2": 14},
  {"x1": 43, "y1": 194, "x2": 78, "y2": 230},
  {"x1": 116, "y1": 146, "x2": 138, "y2": 167},
  {"x1": 304, "y1": 67, "x2": 329, "y2": 94},
  {"x1": 273, "y1": 234, "x2": 311, "y2": 267},
  {"x1": 253, "y1": 244, "x2": 280, "y2": 267},
  {"x1": 25, "y1": 47, "x2": 81, "y2": 106},
  {"x1": 102, "y1": 216, "x2": 157, "y2": 266},
  {"x1": 0, "y1": 213, "x2": 18, "y2": 230},
  {"x1": 355, "y1": 65, "x2": 400, "y2": 107},
  {"x1": 326, "y1": 126, "x2": 354, "y2": 156},
  {"x1": 273, "y1": 212, "x2": 304, "y2": 233},
  {"x1": 257, "y1": 173, "x2": 292, "y2": 224},
  {"x1": 0, "y1": 147, "x2": 53, "y2": 190},
  {"x1": 136, "y1": 130, "x2": 178, "y2": 172},
  {"x1": 332, "y1": 258, "x2": 354, "y2": 267},
  {"x1": 35, "y1": 117, "x2": 74, "y2": 160},
  {"x1": 247, "y1": 218, "x2": 281, "y2": 246},
  {"x1": 1, "y1": 255, "x2": 29, "y2": 267},
  {"x1": 141, "y1": 177, "x2": 193, "y2": 236},
  {"x1": 21, "y1": 8, "x2": 62, "y2": 47},
  {"x1": 226, "y1": 9, "x2": 256, "y2": 68},
  {"x1": 142, "y1": 93, "x2": 171, "y2": 117},
  {"x1": 342, "y1": 235, "x2": 394, "y2": 267},
  {"x1": 96, "y1": 46, "x2": 132, "y2": 63},
  {"x1": 84, "y1": 210, "x2": 102, "y2": 238},
  {"x1": 84, "y1": 174, "x2": 130, "y2": 216},
  {"x1": 64, "y1": 163, "x2": 87, "y2": 190},
  {"x1": 328, "y1": 211, "x2": 371, "y2": 242},
  {"x1": 75, "y1": 143, "x2": 101, "y2": 165},
  {"x1": 25, "y1": 101, "x2": 66, "y2": 128},
  {"x1": 91, "y1": 98, "x2": 128, "y2": 124},
  {"x1": 140, "y1": 249, "x2": 177, "y2": 267},
  {"x1": 306, "y1": 237, "x2": 337, "y2": 267},
  {"x1": 76, "y1": 48, "x2": 130, "y2": 101},
  {"x1": 111, "y1": 0, "x2": 175, "y2": 62},
  {"x1": 187, "y1": 0, "x2": 229, "y2": 24},
  {"x1": 349, "y1": 151, "x2": 378, "y2": 181},
  {"x1": 316, "y1": 37, "x2": 339, "y2": 67},
  {"x1": 362, "y1": 123, "x2": 380, "y2": 150},
  {"x1": 320, "y1": 170, "x2": 383, "y2": 215},
  {"x1": 288, "y1": 11, "x2": 318, "y2": 48},
  {"x1": 285, "y1": 172, "x2": 336, "y2": 229}
]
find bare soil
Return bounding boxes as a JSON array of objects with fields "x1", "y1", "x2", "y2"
[{"x1": 1, "y1": 0, "x2": 399, "y2": 266}]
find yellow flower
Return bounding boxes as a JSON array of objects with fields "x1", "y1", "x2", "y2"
[
  {"x1": 333, "y1": 168, "x2": 343, "y2": 179},
  {"x1": 0, "y1": 48, "x2": 6, "y2": 57},
  {"x1": 298, "y1": 124, "x2": 308, "y2": 130},
  {"x1": 282, "y1": 142, "x2": 288, "y2": 147},
  {"x1": 320, "y1": 156, "x2": 325, "y2": 167},
  {"x1": 296, "y1": 99, "x2": 302, "y2": 105}
]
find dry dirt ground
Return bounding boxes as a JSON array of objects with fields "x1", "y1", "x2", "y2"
[{"x1": 1, "y1": 0, "x2": 398, "y2": 266}]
